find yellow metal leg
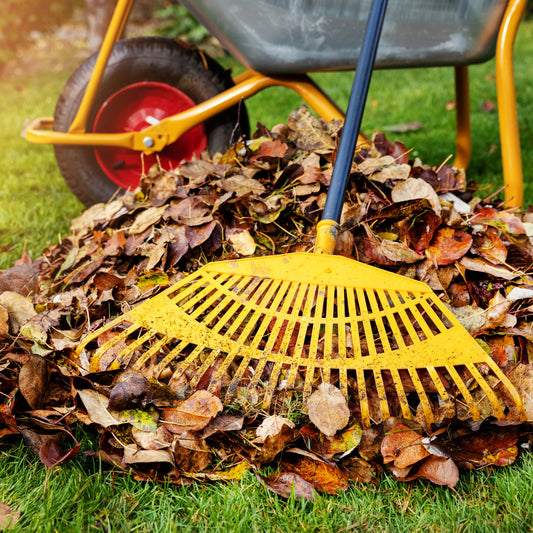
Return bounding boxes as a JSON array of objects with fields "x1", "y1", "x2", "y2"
[
  {"x1": 496, "y1": 0, "x2": 527, "y2": 207},
  {"x1": 453, "y1": 65, "x2": 471, "y2": 171},
  {"x1": 69, "y1": 0, "x2": 135, "y2": 134}
]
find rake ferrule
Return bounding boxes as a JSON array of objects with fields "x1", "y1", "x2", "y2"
[{"x1": 314, "y1": 220, "x2": 339, "y2": 255}]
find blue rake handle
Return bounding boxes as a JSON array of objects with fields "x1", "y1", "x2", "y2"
[{"x1": 321, "y1": 0, "x2": 389, "y2": 224}]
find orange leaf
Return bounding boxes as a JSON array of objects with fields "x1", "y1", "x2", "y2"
[
  {"x1": 472, "y1": 227, "x2": 507, "y2": 264},
  {"x1": 426, "y1": 227, "x2": 472, "y2": 265},
  {"x1": 381, "y1": 423, "x2": 430, "y2": 468},
  {"x1": 282, "y1": 455, "x2": 349, "y2": 495}
]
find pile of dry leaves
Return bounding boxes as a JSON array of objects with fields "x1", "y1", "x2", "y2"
[{"x1": 0, "y1": 106, "x2": 532, "y2": 498}]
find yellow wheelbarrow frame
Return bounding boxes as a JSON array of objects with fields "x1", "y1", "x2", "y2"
[{"x1": 24, "y1": 0, "x2": 527, "y2": 206}]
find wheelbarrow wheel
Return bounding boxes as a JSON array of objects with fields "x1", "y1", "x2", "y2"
[{"x1": 53, "y1": 37, "x2": 249, "y2": 206}]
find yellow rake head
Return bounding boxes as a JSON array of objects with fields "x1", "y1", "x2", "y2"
[{"x1": 78, "y1": 253, "x2": 526, "y2": 428}]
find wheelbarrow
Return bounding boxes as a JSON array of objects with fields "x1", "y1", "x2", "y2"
[{"x1": 24, "y1": 0, "x2": 527, "y2": 207}]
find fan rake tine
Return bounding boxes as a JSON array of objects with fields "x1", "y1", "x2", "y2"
[
  {"x1": 284, "y1": 284, "x2": 317, "y2": 392},
  {"x1": 300, "y1": 285, "x2": 327, "y2": 398},
  {"x1": 408, "y1": 367, "x2": 435, "y2": 425},
  {"x1": 356, "y1": 368, "x2": 371, "y2": 427},
  {"x1": 222, "y1": 278, "x2": 287, "y2": 400},
  {"x1": 153, "y1": 339, "x2": 194, "y2": 379},
  {"x1": 372, "y1": 369, "x2": 391, "y2": 421},
  {"x1": 446, "y1": 365, "x2": 481, "y2": 420},
  {"x1": 167, "y1": 271, "x2": 232, "y2": 311},
  {"x1": 88, "y1": 322, "x2": 141, "y2": 372},
  {"x1": 131, "y1": 334, "x2": 172, "y2": 373},
  {"x1": 336, "y1": 286, "x2": 348, "y2": 398},
  {"x1": 466, "y1": 362, "x2": 505, "y2": 419},
  {"x1": 246, "y1": 280, "x2": 299, "y2": 402},
  {"x1": 426, "y1": 366, "x2": 456, "y2": 418},
  {"x1": 320, "y1": 284, "x2": 337, "y2": 384},
  {"x1": 389, "y1": 368, "x2": 412, "y2": 420}
]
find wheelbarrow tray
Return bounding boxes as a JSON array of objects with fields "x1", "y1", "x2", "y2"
[{"x1": 182, "y1": 0, "x2": 508, "y2": 74}]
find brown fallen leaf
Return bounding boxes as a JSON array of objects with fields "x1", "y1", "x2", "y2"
[
  {"x1": 255, "y1": 423, "x2": 298, "y2": 464},
  {"x1": 399, "y1": 456, "x2": 459, "y2": 488},
  {"x1": 161, "y1": 390, "x2": 223, "y2": 433},
  {"x1": 381, "y1": 423, "x2": 430, "y2": 469},
  {"x1": 128, "y1": 206, "x2": 166, "y2": 234},
  {"x1": 287, "y1": 106, "x2": 334, "y2": 152},
  {"x1": 39, "y1": 436, "x2": 81, "y2": 468},
  {"x1": 470, "y1": 207, "x2": 526, "y2": 236},
  {"x1": 215, "y1": 175, "x2": 266, "y2": 197},
  {"x1": 0, "y1": 502, "x2": 21, "y2": 530},
  {"x1": 0, "y1": 305, "x2": 9, "y2": 337},
  {"x1": 77, "y1": 389, "x2": 121, "y2": 427},
  {"x1": 132, "y1": 425, "x2": 174, "y2": 450},
  {"x1": 123, "y1": 447, "x2": 175, "y2": 468},
  {"x1": 299, "y1": 422, "x2": 362, "y2": 460},
  {"x1": 108, "y1": 370, "x2": 152, "y2": 411},
  {"x1": 507, "y1": 364, "x2": 533, "y2": 420},
  {"x1": 306, "y1": 383, "x2": 350, "y2": 437},
  {"x1": 282, "y1": 453, "x2": 350, "y2": 495},
  {"x1": 256, "y1": 471, "x2": 316, "y2": 500},
  {"x1": 0, "y1": 263, "x2": 39, "y2": 296},
  {"x1": 256, "y1": 415, "x2": 295, "y2": 443},
  {"x1": 174, "y1": 442, "x2": 211, "y2": 473},
  {"x1": 472, "y1": 227, "x2": 507, "y2": 264},
  {"x1": 341, "y1": 456, "x2": 380, "y2": 484},
  {"x1": 18, "y1": 354, "x2": 50, "y2": 410}
]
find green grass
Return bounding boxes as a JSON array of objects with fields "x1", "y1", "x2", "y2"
[
  {"x1": 1, "y1": 438, "x2": 532, "y2": 532},
  {"x1": 0, "y1": 19, "x2": 532, "y2": 533}
]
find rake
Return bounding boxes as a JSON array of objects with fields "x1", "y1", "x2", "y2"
[{"x1": 77, "y1": 0, "x2": 525, "y2": 428}]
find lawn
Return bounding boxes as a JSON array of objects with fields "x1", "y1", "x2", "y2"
[{"x1": 0, "y1": 16, "x2": 532, "y2": 533}]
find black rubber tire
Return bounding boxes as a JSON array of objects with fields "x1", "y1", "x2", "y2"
[{"x1": 54, "y1": 37, "x2": 249, "y2": 206}]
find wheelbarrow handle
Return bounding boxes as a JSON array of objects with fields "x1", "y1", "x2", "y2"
[{"x1": 321, "y1": 0, "x2": 388, "y2": 224}]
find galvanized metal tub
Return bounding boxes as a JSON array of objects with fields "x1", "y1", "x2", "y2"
[{"x1": 181, "y1": 0, "x2": 508, "y2": 73}]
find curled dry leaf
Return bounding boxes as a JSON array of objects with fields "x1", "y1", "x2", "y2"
[
  {"x1": 256, "y1": 471, "x2": 316, "y2": 500},
  {"x1": 227, "y1": 229, "x2": 257, "y2": 256},
  {"x1": 123, "y1": 447, "x2": 175, "y2": 467},
  {"x1": 215, "y1": 175, "x2": 266, "y2": 196},
  {"x1": 472, "y1": 227, "x2": 507, "y2": 264},
  {"x1": 0, "y1": 263, "x2": 39, "y2": 296},
  {"x1": 77, "y1": 389, "x2": 121, "y2": 427},
  {"x1": 108, "y1": 370, "x2": 152, "y2": 411},
  {"x1": 306, "y1": 383, "x2": 350, "y2": 437},
  {"x1": 256, "y1": 415, "x2": 295, "y2": 443},
  {"x1": 391, "y1": 178, "x2": 442, "y2": 216},
  {"x1": 18, "y1": 354, "x2": 49, "y2": 410},
  {"x1": 128, "y1": 206, "x2": 166, "y2": 234},
  {"x1": 400, "y1": 456, "x2": 459, "y2": 488},
  {"x1": 299, "y1": 422, "x2": 362, "y2": 460},
  {"x1": 0, "y1": 291, "x2": 36, "y2": 334}
]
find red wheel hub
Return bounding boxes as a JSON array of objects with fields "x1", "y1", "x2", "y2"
[{"x1": 93, "y1": 82, "x2": 207, "y2": 190}]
